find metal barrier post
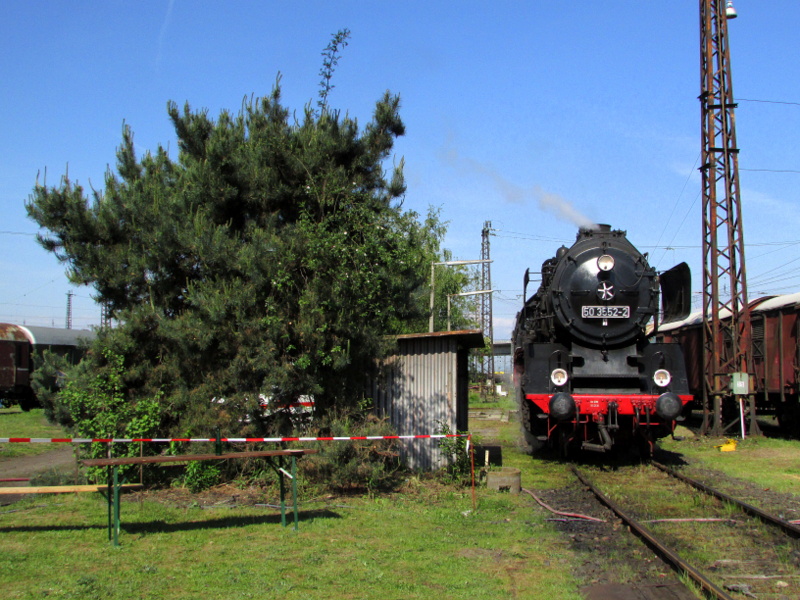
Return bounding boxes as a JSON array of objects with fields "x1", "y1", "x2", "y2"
[
  {"x1": 292, "y1": 455, "x2": 298, "y2": 531},
  {"x1": 279, "y1": 457, "x2": 287, "y2": 527},
  {"x1": 112, "y1": 465, "x2": 120, "y2": 547},
  {"x1": 106, "y1": 466, "x2": 113, "y2": 541}
]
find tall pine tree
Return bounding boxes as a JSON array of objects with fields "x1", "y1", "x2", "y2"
[{"x1": 27, "y1": 56, "x2": 463, "y2": 436}]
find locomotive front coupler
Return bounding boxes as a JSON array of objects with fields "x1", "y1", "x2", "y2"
[{"x1": 582, "y1": 413, "x2": 613, "y2": 452}]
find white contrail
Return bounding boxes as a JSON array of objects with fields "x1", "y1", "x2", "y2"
[{"x1": 156, "y1": 0, "x2": 176, "y2": 72}]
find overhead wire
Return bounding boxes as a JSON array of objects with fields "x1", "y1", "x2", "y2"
[
  {"x1": 740, "y1": 168, "x2": 800, "y2": 174},
  {"x1": 650, "y1": 94, "x2": 800, "y2": 283},
  {"x1": 492, "y1": 229, "x2": 569, "y2": 244},
  {"x1": 653, "y1": 153, "x2": 701, "y2": 270},
  {"x1": 737, "y1": 98, "x2": 800, "y2": 107}
]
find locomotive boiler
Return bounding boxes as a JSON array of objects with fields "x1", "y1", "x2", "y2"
[{"x1": 512, "y1": 225, "x2": 693, "y2": 456}]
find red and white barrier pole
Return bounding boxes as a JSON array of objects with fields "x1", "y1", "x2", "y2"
[{"x1": 0, "y1": 433, "x2": 469, "y2": 444}]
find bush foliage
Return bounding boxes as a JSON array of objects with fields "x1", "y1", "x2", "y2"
[
  {"x1": 26, "y1": 44, "x2": 479, "y2": 445},
  {"x1": 299, "y1": 411, "x2": 404, "y2": 494}
]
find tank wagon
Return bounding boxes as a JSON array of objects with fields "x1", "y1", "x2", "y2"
[
  {"x1": 512, "y1": 225, "x2": 693, "y2": 456},
  {"x1": 0, "y1": 323, "x2": 95, "y2": 410}
]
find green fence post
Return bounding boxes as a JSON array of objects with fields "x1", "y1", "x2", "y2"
[
  {"x1": 279, "y1": 456, "x2": 287, "y2": 527},
  {"x1": 106, "y1": 466, "x2": 113, "y2": 542},
  {"x1": 292, "y1": 454, "x2": 298, "y2": 531},
  {"x1": 112, "y1": 465, "x2": 120, "y2": 547}
]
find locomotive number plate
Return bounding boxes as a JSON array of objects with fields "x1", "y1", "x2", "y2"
[{"x1": 582, "y1": 306, "x2": 630, "y2": 319}]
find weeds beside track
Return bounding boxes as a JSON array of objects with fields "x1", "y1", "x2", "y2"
[{"x1": 571, "y1": 462, "x2": 800, "y2": 600}]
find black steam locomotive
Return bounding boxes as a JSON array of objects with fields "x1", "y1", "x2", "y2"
[{"x1": 512, "y1": 225, "x2": 693, "y2": 456}]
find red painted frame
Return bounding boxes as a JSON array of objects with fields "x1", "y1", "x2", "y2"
[{"x1": 526, "y1": 393, "x2": 694, "y2": 416}]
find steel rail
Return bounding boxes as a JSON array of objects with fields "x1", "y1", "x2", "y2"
[
  {"x1": 571, "y1": 466, "x2": 735, "y2": 600},
  {"x1": 652, "y1": 461, "x2": 800, "y2": 538}
]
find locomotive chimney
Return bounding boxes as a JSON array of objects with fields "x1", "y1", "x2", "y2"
[{"x1": 579, "y1": 223, "x2": 611, "y2": 236}]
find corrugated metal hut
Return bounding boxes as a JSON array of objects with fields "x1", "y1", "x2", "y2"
[{"x1": 370, "y1": 329, "x2": 485, "y2": 470}]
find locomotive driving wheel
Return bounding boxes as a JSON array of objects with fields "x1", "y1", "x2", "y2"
[{"x1": 518, "y1": 392, "x2": 546, "y2": 453}]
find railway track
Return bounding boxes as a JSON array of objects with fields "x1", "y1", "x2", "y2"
[
  {"x1": 570, "y1": 463, "x2": 800, "y2": 600},
  {"x1": 651, "y1": 461, "x2": 800, "y2": 540}
]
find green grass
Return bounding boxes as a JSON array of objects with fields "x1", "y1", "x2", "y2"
[
  {"x1": 468, "y1": 387, "x2": 516, "y2": 410},
  {"x1": 0, "y1": 408, "x2": 69, "y2": 459},
  {"x1": 12, "y1": 404, "x2": 799, "y2": 598},
  {"x1": 0, "y1": 412, "x2": 584, "y2": 599},
  {"x1": 660, "y1": 426, "x2": 800, "y2": 495},
  {"x1": 0, "y1": 478, "x2": 583, "y2": 600}
]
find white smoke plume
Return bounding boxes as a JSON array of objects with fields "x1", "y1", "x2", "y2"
[
  {"x1": 535, "y1": 186, "x2": 596, "y2": 229},
  {"x1": 443, "y1": 146, "x2": 596, "y2": 229}
]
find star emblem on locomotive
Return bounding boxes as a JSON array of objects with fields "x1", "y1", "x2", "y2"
[{"x1": 597, "y1": 281, "x2": 615, "y2": 301}]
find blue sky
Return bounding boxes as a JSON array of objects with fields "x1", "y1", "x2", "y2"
[{"x1": 2, "y1": 1, "x2": 799, "y2": 340}]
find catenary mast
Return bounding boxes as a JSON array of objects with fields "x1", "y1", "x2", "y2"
[
  {"x1": 480, "y1": 221, "x2": 494, "y2": 396},
  {"x1": 699, "y1": 0, "x2": 759, "y2": 436}
]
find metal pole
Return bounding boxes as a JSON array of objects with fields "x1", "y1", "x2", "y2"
[
  {"x1": 699, "y1": 0, "x2": 755, "y2": 435},
  {"x1": 481, "y1": 222, "x2": 495, "y2": 397},
  {"x1": 292, "y1": 455, "x2": 298, "y2": 531},
  {"x1": 429, "y1": 259, "x2": 492, "y2": 333},
  {"x1": 279, "y1": 457, "x2": 286, "y2": 528},
  {"x1": 107, "y1": 466, "x2": 112, "y2": 542},
  {"x1": 113, "y1": 466, "x2": 120, "y2": 547},
  {"x1": 429, "y1": 263, "x2": 436, "y2": 333}
]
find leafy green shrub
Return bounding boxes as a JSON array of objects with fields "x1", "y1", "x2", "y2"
[
  {"x1": 183, "y1": 460, "x2": 222, "y2": 492},
  {"x1": 57, "y1": 344, "x2": 162, "y2": 481},
  {"x1": 299, "y1": 411, "x2": 404, "y2": 494},
  {"x1": 30, "y1": 349, "x2": 76, "y2": 425},
  {"x1": 436, "y1": 422, "x2": 471, "y2": 484}
]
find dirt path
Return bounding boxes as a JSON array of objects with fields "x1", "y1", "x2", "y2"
[
  {"x1": 0, "y1": 446, "x2": 79, "y2": 505},
  {"x1": 0, "y1": 446, "x2": 77, "y2": 480}
]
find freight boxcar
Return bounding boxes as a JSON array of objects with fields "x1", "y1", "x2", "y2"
[
  {"x1": 655, "y1": 292, "x2": 800, "y2": 435},
  {"x1": 0, "y1": 323, "x2": 95, "y2": 410}
]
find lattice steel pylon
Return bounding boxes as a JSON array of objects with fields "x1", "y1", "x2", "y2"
[
  {"x1": 480, "y1": 221, "x2": 495, "y2": 397},
  {"x1": 65, "y1": 291, "x2": 73, "y2": 330},
  {"x1": 100, "y1": 301, "x2": 112, "y2": 329},
  {"x1": 699, "y1": 0, "x2": 759, "y2": 436}
]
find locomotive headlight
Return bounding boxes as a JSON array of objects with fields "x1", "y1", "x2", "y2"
[
  {"x1": 597, "y1": 254, "x2": 615, "y2": 272},
  {"x1": 653, "y1": 369, "x2": 672, "y2": 388},
  {"x1": 551, "y1": 368, "x2": 569, "y2": 387}
]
